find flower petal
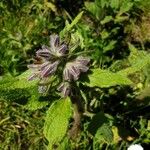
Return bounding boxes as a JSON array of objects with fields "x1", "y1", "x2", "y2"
[
  {"x1": 36, "y1": 46, "x2": 52, "y2": 59},
  {"x1": 78, "y1": 64, "x2": 89, "y2": 72},
  {"x1": 27, "y1": 64, "x2": 41, "y2": 70},
  {"x1": 63, "y1": 67, "x2": 72, "y2": 81},
  {"x1": 41, "y1": 61, "x2": 59, "y2": 77},
  {"x1": 50, "y1": 34, "x2": 60, "y2": 48},
  {"x1": 57, "y1": 82, "x2": 71, "y2": 97},
  {"x1": 69, "y1": 65, "x2": 80, "y2": 80},
  {"x1": 57, "y1": 44, "x2": 68, "y2": 55},
  {"x1": 76, "y1": 56, "x2": 90, "y2": 65},
  {"x1": 28, "y1": 73, "x2": 38, "y2": 81},
  {"x1": 40, "y1": 62, "x2": 51, "y2": 71}
]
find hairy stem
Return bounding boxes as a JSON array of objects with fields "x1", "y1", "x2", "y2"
[{"x1": 68, "y1": 94, "x2": 83, "y2": 140}]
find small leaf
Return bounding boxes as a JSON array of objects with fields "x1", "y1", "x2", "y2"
[
  {"x1": 112, "y1": 126, "x2": 121, "y2": 143},
  {"x1": 119, "y1": 55, "x2": 150, "y2": 76},
  {"x1": 119, "y1": 1, "x2": 133, "y2": 14},
  {"x1": 98, "y1": 0, "x2": 108, "y2": 8},
  {"x1": 68, "y1": 11, "x2": 83, "y2": 30},
  {"x1": 43, "y1": 97, "x2": 72, "y2": 148},
  {"x1": 84, "y1": 2, "x2": 96, "y2": 15},
  {"x1": 101, "y1": 16, "x2": 113, "y2": 25},
  {"x1": 101, "y1": 29, "x2": 110, "y2": 39},
  {"x1": 115, "y1": 15, "x2": 129, "y2": 23},
  {"x1": 85, "y1": 69, "x2": 132, "y2": 88},
  {"x1": 61, "y1": 11, "x2": 83, "y2": 36},
  {"x1": 45, "y1": 2, "x2": 57, "y2": 12},
  {"x1": 110, "y1": 0, "x2": 120, "y2": 9},
  {"x1": 94, "y1": 123, "x2": 113, "y2": 143},
  {"x1": 103, "y1": 40, "x2": 117, "y2": 52}
]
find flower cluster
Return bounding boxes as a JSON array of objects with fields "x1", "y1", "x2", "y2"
[
  {"x1": 28, "y1": 34, "x2": 90, "y2": 97},
  {"x1": 63, "y1": 56, "x2": 90, "y2": 81}
]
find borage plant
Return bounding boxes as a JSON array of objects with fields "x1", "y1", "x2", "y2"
[
  {"x1": 27, "y1": 33, "x2": 90, "y2": 148},
  {"x1": 1, "y1": 10, "x2": 150, "y2": 149}
]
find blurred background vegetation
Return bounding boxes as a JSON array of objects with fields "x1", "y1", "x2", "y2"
[{"x1": 0, "y1": 0, "x2": 150, "y2": 149}]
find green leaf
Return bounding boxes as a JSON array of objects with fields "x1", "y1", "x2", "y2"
[
  {"x1": 24, "y1": 88, "x2": 49, "y2": 110},
  {"x1": 56, "y1": 137, "x2": 70, "y2": 150},
  {"x1": 85, "y1": 69, "x2": 132, "y2": 88},
  {"x1": 44, "y1": 2, "x2": 57, "y2": 12},
  {"x1": 128, "y1": 43, "x2": 148, "y2": 64},
  {"x1": 0, "y1": 70, "x2": 37, "y2": 90},
  {"x1": 118, "y1": 44, "x2": 150, "y2": 76},
  {"x1": 0, "y1": 70, "x2": 37, "y2": 102},
  {"x1": 98, "y1": 0, "x2": 108, "y2": 8},
  {"x1": 88, "y1": 112, "x2": 110, "y2": 135},
  {"x1": 119, "y1": 1, "x2": 133, "y2": 14},
  {"x1": 110, "y1": 0, "x2": 119, "y2": 9},
  {"x1": 94, "y1": 123, "x2": 113, "y2": 144},
  {"x1": 0, "y1": 70, "x2": 48, "y2": 110},
  {"x1": 114, "y1": 15, "x2": 129, "y2": 23},
  {"x1": 103, "y1": 40, "x2": 117, "y2": 52},
  {"x1": 101, "y1": 16, "x2": 113, "y2": 25},
  {"x1": 67, "y1": 11, "x2": 83, "y2": 31},
  {"x1": 61, "y1": 11, "x2": 83, "y2": 36},
  {"x1": 119, "y1": 56, "x2": 150, "y2": 76},
  {"x1": 43, "y1": 97, "x2": 72, "y2": 149},
  {"x1": 84, "y1": 2, "x2": 96, "y2": 15},
  {"x1": 101, "y1": 29, "x2": 110, "y2": 39}
]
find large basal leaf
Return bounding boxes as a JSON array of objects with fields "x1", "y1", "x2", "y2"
[
  {"x1": 43, "y1": 97, "x2": 72, "y2": 149},
  {"x1": 0, "y1": 70, "x2": 37, "y2": 101},
  {"x1": 85, "y1": 69, "x2": 132, "y2": 88},
  {"x1": 0, "y1": 70, "x2": 37, "y2": 90},
  {"x1": 0, "y1": 70, "x2": 48, "y2": 110}
]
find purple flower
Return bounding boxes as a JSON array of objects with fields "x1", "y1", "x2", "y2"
[
  {"x1": 63, "y1": 56, "x2": 90, "y2": 81},
  {"x1": 36, "y1": 45, "x2": 52, "y2": 61},
  {"x1": 36, "y1": 35, "x2": 68, "y2": 59},
  {"x1": 40, "y1": 61, "x2": 59, "y2": 78},
  {"x1": 28, "y1": 60, "x2": 59, "y2": 80},
  {"x1": 28, "y1": 34, "x2": 90, "y2": 96},
  {"x1": 57, "y1": 82, "x2": 71, "y2": 97}
]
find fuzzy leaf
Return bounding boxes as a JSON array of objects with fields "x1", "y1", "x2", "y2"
[
  {"x1": 0, "y1": 70, "x2": 48, "y2": 110},
  {"x1": 85, "y1": 69, "x2": 132, "y2": 88},
  {"x1": 43, "y1": 97, "x2": 72, "y2": 148},
  {"x1": 0, "y1": 70, "x2": 37, "y2": 102}
]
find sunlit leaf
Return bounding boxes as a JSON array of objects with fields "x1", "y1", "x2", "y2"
[
  {"x1": 43, "y1": 97, "x2": 72, "y2": 149},
  {"x1": 85, "y1": 69, "x2": 132, "y2": 88}
]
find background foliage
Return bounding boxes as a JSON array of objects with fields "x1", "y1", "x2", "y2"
[{"x1": 0, "y1": 0, "x2": 150, "y2": 149}]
